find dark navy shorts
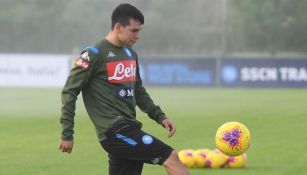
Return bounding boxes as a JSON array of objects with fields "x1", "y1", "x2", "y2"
[{"x1": 100, "y1": 123, "x2": 174, "y2": 175}]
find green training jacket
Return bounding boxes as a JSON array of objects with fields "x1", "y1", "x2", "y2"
[{"x1": 60, "y1": 39, "x2": 166, "y2": 141}]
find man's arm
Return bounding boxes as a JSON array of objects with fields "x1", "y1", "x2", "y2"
[
  {"x1": 134, "y1": 58, "x2": 176, "y2": 137},
  {"x1": 59, "y1": 50, "x2": 97, "y2": 153}
]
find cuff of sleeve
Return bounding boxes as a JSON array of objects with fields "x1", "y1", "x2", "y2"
[
  {"x1": 61, "y1": 133, "x2": 74, "y2": 141},
  {"x1": 157, "y1": 114, "x2": 167, "y2": 125},
  {"x1": 148, "y1": 105, "x2": 167, "y2": 124}
]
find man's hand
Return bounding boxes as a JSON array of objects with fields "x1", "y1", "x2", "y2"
[
  {"x1": 58, "y1": 139, "x2": 74, "y2": 154},
  {"x1": 162, "y1": 118, "x2": 176, "y2": 138}
]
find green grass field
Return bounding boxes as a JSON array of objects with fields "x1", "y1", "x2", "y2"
[{"x1": 1, "y1": 88, "x2": 307, "y2": 175}]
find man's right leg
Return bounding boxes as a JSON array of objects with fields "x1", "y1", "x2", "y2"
[
  {"x1": 108, "y1": 154, "x2": 144, "y2": 175},
  {"x1": 163, "y1": 150, "x2": 190, "y2": 175}
]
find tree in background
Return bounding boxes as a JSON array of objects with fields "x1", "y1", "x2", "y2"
[
  {"x1": 0, "y1": 0, "x2": 306, "y2": 56},
  {"x1": 230, "y1": 0, "x2": 307, "y2": 55}
]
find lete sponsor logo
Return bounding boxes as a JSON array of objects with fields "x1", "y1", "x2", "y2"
[{"x1": 107, "y1": 60, "x2": 136, "y2": 83}]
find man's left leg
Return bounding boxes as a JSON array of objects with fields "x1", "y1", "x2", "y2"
[{"x1": 163, "y1": 150, "x2": 190, "y2": 175}]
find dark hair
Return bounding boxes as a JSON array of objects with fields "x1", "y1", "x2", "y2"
[{"x1": 111, "y1": 3, "x2": 144, "y2": 30}]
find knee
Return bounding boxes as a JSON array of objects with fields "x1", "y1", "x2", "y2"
[
  {"x1": 163, "y1": 150, "x2": 181, "y2": 167},
  {"x1": 163, "y1": 150, "x2": 189, "y2": 175}
]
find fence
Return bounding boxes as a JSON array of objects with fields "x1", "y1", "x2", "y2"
[{"x1": 1, "y1": 54, "x2": 307, "y2": 88}]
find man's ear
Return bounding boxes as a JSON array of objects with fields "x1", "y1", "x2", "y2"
[{"x1": 114, "y1": 23, "x2": 122, "y2": 32}]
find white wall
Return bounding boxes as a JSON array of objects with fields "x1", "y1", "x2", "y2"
[{"x1": 0, "y1": 54, "x2": 71, "y2": 88}]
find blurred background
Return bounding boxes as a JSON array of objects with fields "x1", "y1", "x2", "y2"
[
  {"x1": 1, "y1": 0, "x2": 307, "y2": 56},
  {"x1": 2, "y1": 0, "x2": 307, "y2": 88},
  {"x1": 1, "y1": 1, "x2": 307, "y2": 175}
]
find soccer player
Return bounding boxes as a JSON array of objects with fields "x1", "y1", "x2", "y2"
[{"x1": 58, "y1": 3, "x2": 189, "y2": 175}]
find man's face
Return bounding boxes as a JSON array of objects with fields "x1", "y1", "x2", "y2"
[{"x1": 118, "y1": 19, "x2": 142, "y2": 47}]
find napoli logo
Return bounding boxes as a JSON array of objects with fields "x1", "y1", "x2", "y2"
[
  {"x1": 221, "y1": 65, "x2": 238, "y2": 83},
  {"x1": 142, "y1": 135, "x2": 153, "y2": 145}
]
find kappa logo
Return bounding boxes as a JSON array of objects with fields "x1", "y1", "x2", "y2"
[
  {"x1": 151, "y1": 157, "x2": 162, "y2": 165},
  {"x1": 107, "y1": 60, "x2": 136, "y2": 83},
  {"x1": 107, "y1": 51, "x2": 116, "y2": 58},
  {"x1": 81, "y1": 51, "x2": 90, "y2": 61}
]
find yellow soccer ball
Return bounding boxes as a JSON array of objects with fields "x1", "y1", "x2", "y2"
[
  {"x1": 204, "y1": 151, "x2": 226, "y2": 168},
  {"x1": 178, "y1": 149, "x2": 195, "y2": 168},
  {"x1": 227, "y1": 153, "x2": 247, "y2": 168},
  {"x1": 193, "y1": 148, "x2": 211, "y2": 168},
  {"x1": 215, "y1": 121, "x2": 251, "y2": 156},
  {"x1": 212, "y1": 148, "x2": 229, "y2": 166}
]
